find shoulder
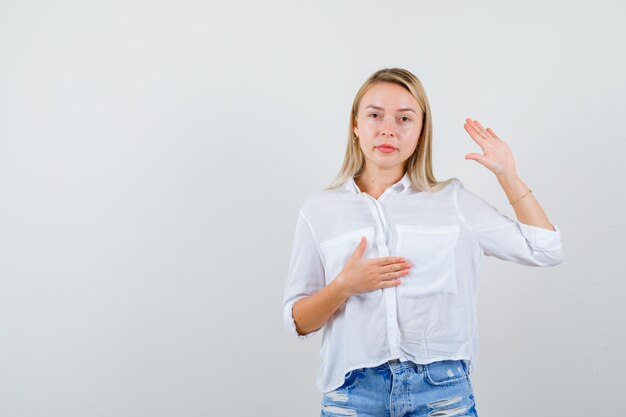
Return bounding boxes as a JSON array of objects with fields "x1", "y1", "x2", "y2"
[
  {"x1": 442, "y1": 177, "x2": 475, "y2": 197},
  {"x1": 299, "y1": 187, "x2": 349, "y2": 217},
  {"x1": 426, "y1": 177, "x2": 463, "y2": 200},
  {"x1": 449, "y1": 178, "x2": 465, "y2": 197},
  {"x1": 450, "y1": 178, "x2": 497, "y2": 212},
  {"x1": 448, "y1": 177, "x2": 464, "y2": 190},
  {"x1": 438, "y1": 178, "x2": 484, "y2": 208}
]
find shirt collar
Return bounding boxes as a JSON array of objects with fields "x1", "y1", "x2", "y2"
[{"x1": 344, "y1": 171, "x2": 412, "y2": 194}]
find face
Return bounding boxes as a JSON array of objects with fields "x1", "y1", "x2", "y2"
[{"x1": 353, "y1": 82, "x2": 423, "y2": 172}]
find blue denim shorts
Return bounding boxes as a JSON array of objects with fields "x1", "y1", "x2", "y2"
[{"x1": 321, "y1": 359, "x2": 478, "y2": 417}]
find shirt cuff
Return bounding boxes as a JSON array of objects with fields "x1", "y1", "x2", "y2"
[
  {"x1": 518, "y1": 221, "x2": 562, "y2": 251},
  {"x1": 283, "y1": 296, "x2": 319, "y2": 340}
]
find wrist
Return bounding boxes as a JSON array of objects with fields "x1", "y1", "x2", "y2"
[
  {"x1": 330, "y1": 275, "x2": 353, "y2": 301},
  {"x1": 496, "y1": 170, "x2": 520, "y2": 183}
]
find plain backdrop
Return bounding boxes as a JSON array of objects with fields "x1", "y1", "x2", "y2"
[{"x1": 1, "y1": 1, "x2": 624, "y2": 416}]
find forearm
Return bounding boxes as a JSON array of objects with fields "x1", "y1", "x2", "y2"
[
  {"x1": 496, "y1": 173, "x2": 555, "y2": 231},
  {"x1": 292, "y1": 279, "x2": 351, "y2": 336}
]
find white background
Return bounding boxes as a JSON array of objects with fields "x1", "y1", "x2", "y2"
[{"x1": 1, "y1": 1, "x2": 624, "y2": 416}]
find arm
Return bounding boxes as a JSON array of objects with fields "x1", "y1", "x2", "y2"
[
  {"x1": 454, "y1": 179, "x2": 563, "y2": 266},
  {"x1": 460, "y1": 118, "x2": 563, "y2": 266},
  {"x1": 283, "y1": 212, "x2": 410, "y2": 338},
  {"x1": 292, "y1": 237, "x2": 409, "y2": 335},
  {"x1": 496, "y1": 172, "x2": 555, "y2": 231},
  {"x1": 292, "y1": 279, "x2": 350, "y2": 336},
  {"x1": 282, "y1": 211, "x2": 327, "y2": 339},
  {"x1": 463, "y1": 117, "x2": 557, "y2": 231}
]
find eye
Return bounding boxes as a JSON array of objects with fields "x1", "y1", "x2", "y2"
[
  {"x1": 368, "y1": 113, "x2": 380, "y2": 119},
  {"x1": 400, "y1": 116, "x2": 411, "y2": 122}
]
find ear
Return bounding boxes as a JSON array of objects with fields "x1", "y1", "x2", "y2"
[{"x1": 353, "y1": 125, "x2": 359, "y2": 137}]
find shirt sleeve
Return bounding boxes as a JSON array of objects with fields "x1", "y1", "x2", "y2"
[
  {"x1": 453, "y1": 180, "x2": 564, "y2": 266},
  {"x1": 282, "y1": 210, "x2": 326, "y2": 339}
]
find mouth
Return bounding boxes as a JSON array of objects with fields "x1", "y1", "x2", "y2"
[{"x1": 375, "y1": 145, "x2": 398, "y2": 153}]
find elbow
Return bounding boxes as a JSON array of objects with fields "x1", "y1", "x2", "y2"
[
  {"x1": 549, "y1": 250, "x2": 564, "y2": 266},
  {"x1": 294, "y1": 323, "x2": 315, "y2": 338},
  {"x1": 531, "y1": 247, "x2": 564, "y2": 267},
  {"x1": 293, "y1": 309, "x2": 306, "y2": 336},
  {"x1": 283, "y1": 296, "x2": 316, "y2": 340},
  {"x1": 292, "y1": 299, "x2": 320, "y2": 337},
  {"x1": 552, "y1": 249, "x2": 564, "y2": 266},
  {"x1": 546, "y1": 245, "x2": 564, "y2": 266}
]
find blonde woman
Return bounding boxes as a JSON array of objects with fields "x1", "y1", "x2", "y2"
[{"x1": 282, "y1": 68, "x2": 563, "y2": 417}]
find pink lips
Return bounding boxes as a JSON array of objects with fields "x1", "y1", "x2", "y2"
[{"x1": 376, "y1": 145, "x2": 397, "y2": 153}]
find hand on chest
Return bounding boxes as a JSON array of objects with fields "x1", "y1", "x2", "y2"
[{"x1": 318, "y1": 197, "x2": 462, "y2": 299}]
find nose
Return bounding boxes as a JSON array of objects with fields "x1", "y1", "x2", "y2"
[{"x1": 381, "y1": 118, "x2": 396, "y2": 137}]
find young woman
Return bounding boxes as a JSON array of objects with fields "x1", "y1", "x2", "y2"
[{"x1": 282, "y1": 68, "x2": 563, "y2": 417}]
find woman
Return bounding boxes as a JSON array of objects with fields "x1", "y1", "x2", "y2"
[{"x1": 282, "y1": 68, "x2": 563, "y2": 417}]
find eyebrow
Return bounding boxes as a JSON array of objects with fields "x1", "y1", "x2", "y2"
[{"x1": 364, "y1": 105, "x2": 417, "y2": 114}]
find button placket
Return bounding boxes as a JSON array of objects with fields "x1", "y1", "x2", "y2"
[{"x1": 362, "y1": 191, "x2": 402, "y2": 358}]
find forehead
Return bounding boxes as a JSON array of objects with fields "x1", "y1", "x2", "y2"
[{"x1": 360, "y1": 82, "x2": 419, "y2": 109}]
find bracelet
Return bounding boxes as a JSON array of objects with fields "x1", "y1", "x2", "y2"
[{"x1": 510, "y1": 189, "x2": 532, "y2": 205}]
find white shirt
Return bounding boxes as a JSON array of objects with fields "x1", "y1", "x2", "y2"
[{"x1": 282, "y1": 173, "x2": 563, "y2": 393}]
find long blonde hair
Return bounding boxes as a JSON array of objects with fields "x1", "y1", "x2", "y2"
[{"x1": 326, "y1": 68, "x2": 455, "y2": 192}]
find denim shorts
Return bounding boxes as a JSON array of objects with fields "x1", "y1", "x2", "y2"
[{"x1": 321, "y1": 359, "x2": 478, "y2": 417}]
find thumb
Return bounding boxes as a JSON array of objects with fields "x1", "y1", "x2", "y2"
[
  {"x1": 350, "y1": 236, "x2": 367, "y2": 260},
  {"x1": 464, "y1": 153, "x2": 487, "y2": 164}
]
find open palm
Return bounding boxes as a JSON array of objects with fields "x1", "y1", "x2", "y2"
[{"x1": 463, "y1": 118, "x2": 517, "y2": 177}]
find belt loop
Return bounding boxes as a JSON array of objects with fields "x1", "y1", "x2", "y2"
[{"x1": 461, "y1": 359, "x2": 469, "y2": 374}]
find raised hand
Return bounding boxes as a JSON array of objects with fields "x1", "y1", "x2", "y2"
[
  {"x1": 334, "y1": 236, "x2": 412, "y2": 297},
  {"x1": 463, "y1": 118, "x2": 517, "y2": 178}
]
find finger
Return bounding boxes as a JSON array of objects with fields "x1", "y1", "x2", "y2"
[
  {"x1": 465, "y1": 118, "x2": 488, "y2": 139},
  {"x1": 381, "y1": 266, "x2": 411, "y2": 280},
  {"x1": 350, "y1": 236, "x2": 367, "y2": 260},
  {"x1": 486, "y1": 127, "x2": 499, "y2": 138},
  {"x1": 465, "y1": 151, "x2": 488, "y2": 161},
  {"x1": 473, "y1": 120, "x2": 495, "y2": 139},
  {"x1": 378, "y1": 279, "x2": 402, "y2": 289},
  {"x1": 464, "y1": 120, "x2": 489, "y2": 149},
  {"x1": 375, "y1": 256, "x2": 408, "y2": 266},
  {"x1": 379, "y1": 263, "x2": 408, "y2": 275}
]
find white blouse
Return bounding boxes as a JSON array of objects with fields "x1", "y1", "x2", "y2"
[{"x1": 282, "y1": 172, "x2": 563, "y2": 393}]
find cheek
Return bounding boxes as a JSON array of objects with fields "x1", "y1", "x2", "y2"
[
  {"x1": 403, "y1": 123, "x2": 421, "y2": 134},
  {"x1": 360, "y1": 122, "x2": 377, "y2": 134},
  {"x1": 401, "y1": 145, "x2": 417, "y2": 158},
  {"x1": 402, "y1": 137, "x2": 419, "y2": 156}
]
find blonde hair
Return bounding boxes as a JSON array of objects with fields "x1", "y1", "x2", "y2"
[{"x1": 326, "y1": 68, "x2": 455, "y2": 192}]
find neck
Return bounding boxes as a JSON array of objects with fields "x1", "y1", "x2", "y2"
[{"x1": 355, "y1": 166, "x2": 405, "y2": 196}]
